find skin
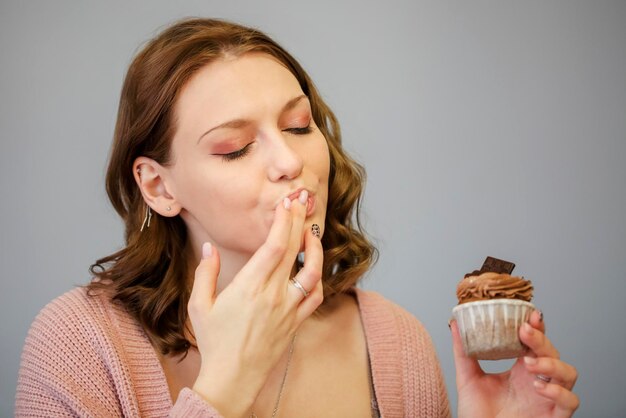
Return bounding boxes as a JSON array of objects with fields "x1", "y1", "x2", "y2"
[{"x1": 133, "y1": 52, "x2": 579, "y2": 417}]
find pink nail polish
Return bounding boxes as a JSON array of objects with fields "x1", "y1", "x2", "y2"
[
  {"x1": 299, "y1": 190, "x2": 308, "y2": 204},
  {"x1": 283, "y1": 197, "x2": 291, "y2": 209},
  {"x1": 523, "y1": 322, "x2": 534, "y2": 335},
  {"x1": 524, "y1": 356, "x2": 537, "y2": 365},
  {"x1": 202, "y1": 242, "x2": 213, "y2": 259}
]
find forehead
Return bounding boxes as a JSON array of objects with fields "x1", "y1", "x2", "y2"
[{"x1": 174, "y1": 53, "x2": 304, "y2": 128}]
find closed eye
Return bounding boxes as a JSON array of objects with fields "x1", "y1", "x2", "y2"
[
  {"x1": 284, "y1": 125, "x2": 313, "y2": 135},
  {"x1": 215, "y1": 143, "x2": 253, "y2": 161}
]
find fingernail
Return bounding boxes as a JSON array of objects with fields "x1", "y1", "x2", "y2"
[
  {"x1": 283, "y1": 197, "x2": 291, "y2": 210},
  {"x1": 524, "y1": 356, "x2": 537, "y2": 365},
  {"x1": 523, "y1": 322, "x2": 534, "y2": 335},
  {"x1": 533, "y1": 379, "x2": 547, "y2": 390},
  {"x1": 311, "y1": 224, "x2": 321, "y2": 238},
  {"x1": 202, "y1": 242, "x2": 213, "y2": 259},
  {"x1": 299, "y1": 189, "x2": 309, "y2": 204}
]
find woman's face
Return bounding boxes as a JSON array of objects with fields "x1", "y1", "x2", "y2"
[{"x1": 165, "y1": 53, "x2": 330, "y2": 257}]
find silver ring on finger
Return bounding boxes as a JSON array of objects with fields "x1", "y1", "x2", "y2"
[
  {"x1": 536, "y1": 374, "x2": 552, "y2": 383},
  {"x1": 290, "y1": 278, "x2": 310, "y2": 298}
]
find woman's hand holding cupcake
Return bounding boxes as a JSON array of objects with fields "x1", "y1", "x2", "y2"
[{"x1": 452, "y1": 309, "x2": 579, "y2": 417}]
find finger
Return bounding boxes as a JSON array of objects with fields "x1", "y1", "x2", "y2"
[
  {"x1": 520, "y1": 322, "x2": 560, "y2": 359},
  {"x1": 295, "y1": 273, "x2": 324, "y2": 324},
  {"x1": 523, "y1": 356, "x2": 578, "y2": 390},
  {"x1": 450, "y1": 320, "x2": 484, "y2": 389},
  {"x1": 188, "y1": 242, "x2": 221, "y2": 314},
  {"x1": 529, "y1": 309, "x2": 545, "y2": 334},
  {"x1": 532, "y1": 379, "x2": 580, "y2": 417},
  {"x1": 289, "y1": 225, "x2": 324, "y2": 308},
  {"x1": 236, "y1": 198, "x2": 293, "y2": 288},
  {"x1": 269, "y1": 190, "x2": 308, "y2": 289}
]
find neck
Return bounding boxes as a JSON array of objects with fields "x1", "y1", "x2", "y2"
[
  {"x1": 186, "y1": 240, "x2": 251, "y2": 294},
  {"x1": 214, "y1": 247, "x2": 254, "y2": 294}
]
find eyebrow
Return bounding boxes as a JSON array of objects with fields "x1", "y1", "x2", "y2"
[{"x1": 197, "y1": 94, "x2": 308, "y2": 144}]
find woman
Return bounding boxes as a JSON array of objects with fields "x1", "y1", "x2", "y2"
[{"x1": 15, "y1": 18, "x2": 578, "y2": 417}]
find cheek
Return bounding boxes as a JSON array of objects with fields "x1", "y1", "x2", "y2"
[
  {"x1": 187, "y1": 169, "x2": 271, "y2": 238},
  {"x1": 173, "y1": 163, "x2": 261, "y2": 229},
  {"x1": 199, "y1": 176, "x2": 262, "y2": 224},
  {"x1": 305, "y1": 134, "x2": 331, "y2": 212},
  {"x1": 313, "y1": 135, "x2": 331, "y2": 189}
]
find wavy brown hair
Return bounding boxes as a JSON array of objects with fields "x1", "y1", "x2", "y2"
[{"x1": 89, "y1": 17, "x2": 377, "y2": 356}]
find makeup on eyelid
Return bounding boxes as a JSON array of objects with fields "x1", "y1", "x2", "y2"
[
  {"x1": 211, "y1": 122, "x2": 313, "y2": 161},
  {"x1": 210, "y1": 140, "x2": 252, "y2": 155}
]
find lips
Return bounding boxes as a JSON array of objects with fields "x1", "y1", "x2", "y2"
[{"x1": 285, "y1": 188, "x2": 316, "y2": 218}]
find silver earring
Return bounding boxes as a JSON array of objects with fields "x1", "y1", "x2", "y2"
[
  {"x1": 140, "y1": 205, "x2": 152, "y2": 231},
  {"x1": 166, "y1": 206, "x2": 171, "y2": 211}
]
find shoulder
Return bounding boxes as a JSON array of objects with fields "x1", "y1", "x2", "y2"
[
  {"x1": 33, "y1": 285, "x2": 108, "y2": 321},
  {"x1": 26, "y1": 287, "x2": 106, "y2": 343},
  {"x1": 18, "y1": 285, "x2": 118, "y2": 374},
  {"x1": 16, "y1": 286, "x2": 127, "y2": 415},
  {"x1": 25, "y1": 286, "x2": 116, "y2": 351}
]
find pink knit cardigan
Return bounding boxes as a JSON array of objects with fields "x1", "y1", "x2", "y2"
[{"x1": 15, "y1": 287, "x2": 451, "y2": 417}]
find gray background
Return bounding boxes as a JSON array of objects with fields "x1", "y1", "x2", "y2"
[{"x1": 1, "y1": 1, "x2": 624, "y2": 416}]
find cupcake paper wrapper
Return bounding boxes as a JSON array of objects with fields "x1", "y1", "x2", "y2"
[{"x1": 452, "y1": 299, "x2": 535, "y2": 360}]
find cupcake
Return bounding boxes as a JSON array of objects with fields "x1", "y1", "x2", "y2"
[{"x1": 452, "y1": 257, "x2": 535, "y2": 360}]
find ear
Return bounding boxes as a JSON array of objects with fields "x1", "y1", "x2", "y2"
[{"x1": 133, "y1": 157, "x2": 181, "y2": 217}]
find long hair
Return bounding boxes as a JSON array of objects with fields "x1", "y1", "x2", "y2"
[{"x1": 89, "y1": 17, "x2": 377, "y2": 356}]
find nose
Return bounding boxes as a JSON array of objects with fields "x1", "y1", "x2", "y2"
[{"x1": 266, "y1": 132, "x2": 304, "y2": 181}]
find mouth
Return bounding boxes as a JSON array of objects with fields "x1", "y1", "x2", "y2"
[{"x1": 285, "y1": 188, "x2": 316, "y2": 218}]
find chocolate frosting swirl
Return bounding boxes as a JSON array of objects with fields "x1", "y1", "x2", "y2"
[{"x1": 456, "y1": 272, "x2": 533, "y2": 304}]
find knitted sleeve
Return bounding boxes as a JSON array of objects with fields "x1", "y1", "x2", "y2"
[
  {"x1": 15, "y1": 289, "x2": 224, "y2": 417},
  {"x1": 15, "y1": 291, "x2": 126, "y2": 417}
]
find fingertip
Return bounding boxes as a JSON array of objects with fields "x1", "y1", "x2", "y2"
[
  {"x1": 528, "y1": 309, "x2": 545, "y2": 331},
  {"x1": 449, "y1": 318, "x2": 459, "y2": 336},
  {"x1": 449, "y1": 320, "x2": 463, "y2": 354},
  {"x1": 523, "y1": 355, "x2": 538, "y2": 366},
  {"x1": 202, "y1": 242, "x2": 213, "y2": 259},
  {"x1": 522, "y1": 321, "x2": 535, "y2": 336},
  {"x1": 298, "y1": 189, "x2": 308, "y2": 204}
]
